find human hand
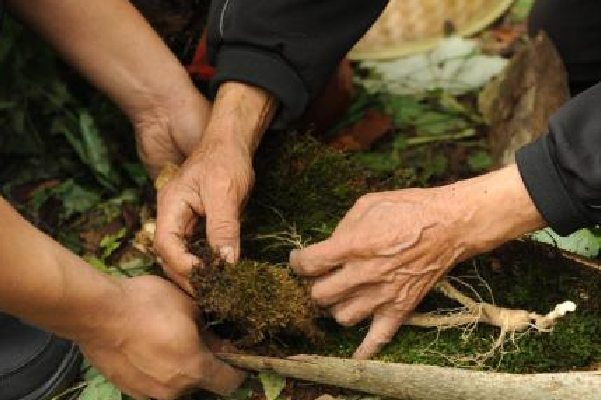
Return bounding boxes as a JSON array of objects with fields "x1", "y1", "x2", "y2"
[
  {"x1": 133, "y1": 88, "x2": 212, "y2": 178},
  {"x1": 290, "y1": 166, "x2": 546, "y2": 360},
  {"x1": 77, "y1": 275, "x2": 245, "y2": 399},
  {"x1": 291, "y1": 189, "x2": 462, "y2": 359},
  {"x1": 155, "y1": 135, "x2": 255, "y2": 292},
  {"x1": 154, "y1": 82, "x2": 276, "y2": 293}
]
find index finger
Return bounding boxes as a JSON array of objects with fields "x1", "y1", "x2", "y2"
[
  {"x1": 353, "y1": 307, "x2": 405, "y2": 360},
  {"x1": 289, "y1": 237, "x2": 351, "y2": 277}
]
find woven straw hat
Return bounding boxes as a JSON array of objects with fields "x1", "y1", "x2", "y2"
[{"x1": 350, "y1": 0, "x2": 514, "y2": 60}]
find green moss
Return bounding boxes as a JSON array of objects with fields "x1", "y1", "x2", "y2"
[
  {"x1": 356, "y1": 241, "x2": 601, "y2": 373},
  {"x1": 243, "y1": 132, "x2": 410, "y2": 261}
]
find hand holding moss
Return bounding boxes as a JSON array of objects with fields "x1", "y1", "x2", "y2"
[
  {"x1": 154, "y1": 82, "x2": 277, "y2": 293},
  {"x1": 290, "y1": 165, "x2": 546, "y2": 360},
  {"x1": 155, "y1": 135, "x2": 255, "y2": 293}
]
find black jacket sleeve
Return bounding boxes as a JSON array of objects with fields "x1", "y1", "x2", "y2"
[
  {"x1": 206, "y1": 0, "x2": 387, "y2": 128},
  {"x1": 0, "y1": 0, "x2": 4, "y2": 32},
  {"x1": 516, "y1": 81, "x2": 601, "y2": 235}
]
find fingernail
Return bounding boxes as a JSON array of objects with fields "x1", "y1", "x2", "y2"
[{"x1": 219, "y1": 246, "x2": 235, "y2": 264}]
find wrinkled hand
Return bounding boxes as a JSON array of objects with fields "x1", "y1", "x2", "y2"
[
  {"x1": 78, "y1": 275, "x2": 245, "y2": 399},
  {"x1": 155, "y1": 137, "x2": 254, "y2": 292},
  {"x1": 290, "y1": 166, "x2": 547, "y2": 360},
  {"x1": 133, "y1": 89, "x2": 212, "y2": 178},
  {"x1": 153, "y1": 82, "x2": 276, "y2": 293},
  {"x1": 290, "y1": 189, "x2": 470, "y2": 360}
]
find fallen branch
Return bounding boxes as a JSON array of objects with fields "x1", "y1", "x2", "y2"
[{"x1": 219, "y1": 353, "x2": 601, "y2": 400}]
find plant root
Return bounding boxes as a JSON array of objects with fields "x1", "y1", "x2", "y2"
[{"x1": 405, "y1": 277, "x2": 576, "y2": 367}]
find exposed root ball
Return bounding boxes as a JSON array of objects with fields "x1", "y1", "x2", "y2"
[{"x1": 190, "y1": 246, "x2": 323, "y2": 345}]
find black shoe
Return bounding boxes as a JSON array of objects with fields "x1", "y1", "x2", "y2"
[{"x1": 0, "y1": 314, "x2": 82, "y2": 400}]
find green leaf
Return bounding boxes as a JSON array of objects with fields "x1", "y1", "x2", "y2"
[
  {"x1": 383, "y1": 94, "x2": 427, "y2": 126},
  {"x1": 52, "y1": 111, "x2": 121, "y2": 191},
  {"x1": 123, "y1": 162, "x2": 149, "y2": 187},
  {"x1": 79, "y1": 111, "x2": 121, "y2": 189},
  {"x1": 82, "y1": 365, "x2": 101, "y2": 381},
  {"x1": 468, "y1": 151, "x2": 492, "y2": 172},
  {"x1": 430, "y1": 154, "x2": 448, "y2": 176},
  {"x1": 258, "y1": 371, "x2": 286, "y2": 400},
  {"x1": 45, "y1": 80, "x2": 73, "y2": 109},
  {"x1": 353, "y1": 151, "x2": 401, "y2": 173},
  {"x1": 85, "y1": 255, "x2": 111, "y2": 272},
  {"x1": 79, "y1": 375, "x2": 122, "y2": 400},
  {"x1": 413, "y1": 111, "x2": 467, "y2": 135},
  {"x1": 510, "y1": 0, "x2": 535, "y2": 22},
  {"x1": 29, "y1": 179, "x2": 101, "y2": 222},
  {"x1": 530, "y1": 228, "x2": 600, "y2": 258},
  {"x1": 51, "y1": 179, "x2": 102, "y2": 220},
  {"x1": 100, "y1": 227, "x2": 128, "y2": 260}
]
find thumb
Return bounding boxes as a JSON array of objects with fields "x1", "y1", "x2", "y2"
[
  {"x1": 352, "y1": 308, "x2": 404, "y2": 360},
  {"x1": 205, "y1": 196, "x2": 242, "y2": 264}
]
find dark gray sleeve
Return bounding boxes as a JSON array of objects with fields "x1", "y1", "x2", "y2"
[
  {"x1": 206, "y1": 0, "x2": 388, "y2": 127},
  {"x1": 516, "y1": 81, "x2": 601, "y2": 235}
]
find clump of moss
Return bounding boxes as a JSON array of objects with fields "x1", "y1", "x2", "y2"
[{"x1": 189, "y1": 238, "x2": 323, "y2": 347}]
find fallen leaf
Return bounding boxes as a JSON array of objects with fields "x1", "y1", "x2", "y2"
[
  {"x1": 331, "y1": 108, "x2": 392, "y2": 151},
  {"x1": 530, "y1": 228, "x2": 600, "y2": 258},
  {"x1": 258, "y1": 371, "x2": 287, "y2": 400},
  {"x1": 359, "y1": 37, "x2": 508, "y2": 95}
]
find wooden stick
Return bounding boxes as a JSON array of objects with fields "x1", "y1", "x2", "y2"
[{"x1": 218, "y1": 353, "x2": 601, "y2": 400}]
